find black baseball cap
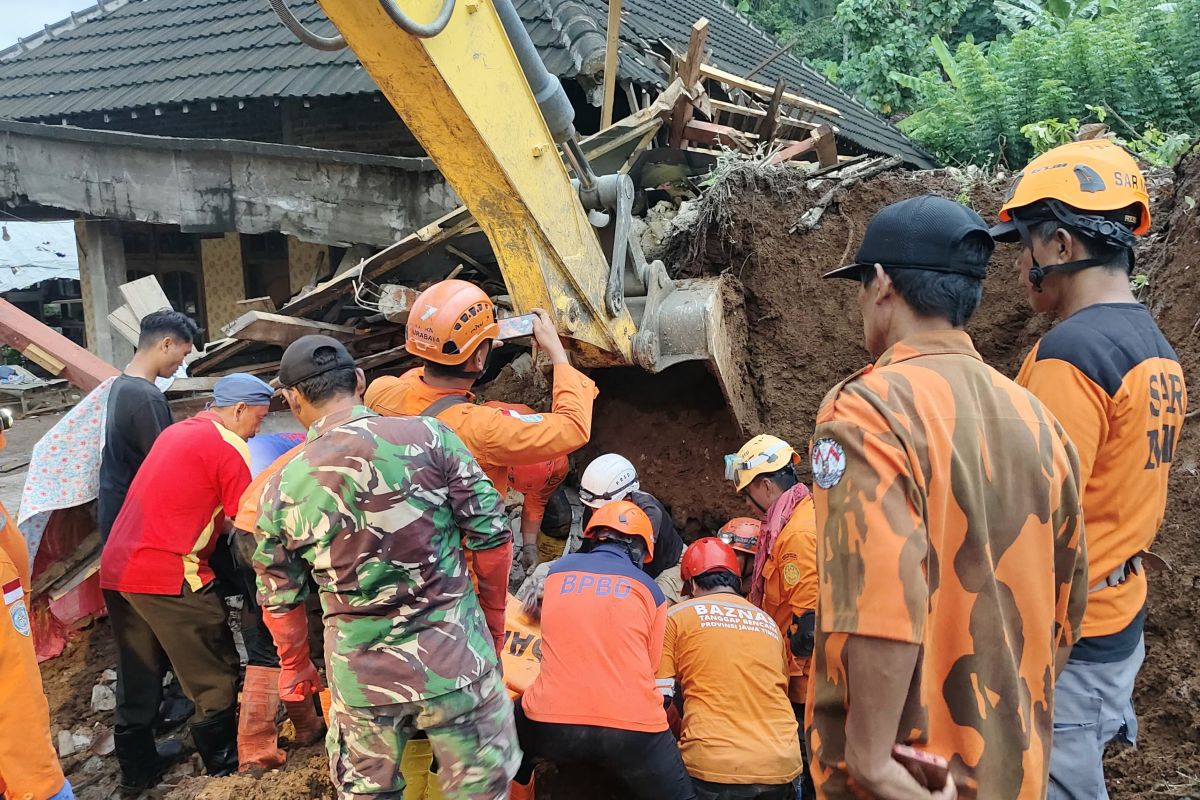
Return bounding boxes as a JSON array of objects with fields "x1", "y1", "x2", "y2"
[
  {"x1": 278, "y1": 335, "x2": 356, "y2": 388},
  {"x1": 823, "y1": 194, "x2": 995, "y2": 281}
]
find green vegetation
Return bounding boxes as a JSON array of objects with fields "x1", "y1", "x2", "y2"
[{"x1": 736, "y1": 0, "x2": 1200, "y2": 167}]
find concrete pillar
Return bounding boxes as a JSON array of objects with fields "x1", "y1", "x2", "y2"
[{"x1": 76, "y1": 220, "x2": 134, "y2": 367}]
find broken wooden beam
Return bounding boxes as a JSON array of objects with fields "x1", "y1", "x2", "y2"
[
  {"x1": 813, "y1": 124, "x2": 838, "y2": 168},
  {"x1": 119, "y1": 275, "x2": 173, "y2": 321},
  {"x1": 668, "y1": 18, "x2": 710, "y2": 148},
  {"x1": 223, "y1": 311, "x2": 361, "y2": 348},
  {"x1": 758, "y1": 78, "x2": 787, "y2": 144},
  {"x1": 684, "y1": 120, "x2": 755, "y2": 152},
  {"x1": 767, "y1": 137, "x2": 818, "y2": 165},
  {"x1": 699, "y1": 63, "x2": 842, "y2": 118},
  {"x1": 107, "y1": 304, "x2": 140, "y2": 347},
  {"x1": 236, "y1": 296, "x2": 278, "y2": 313},
  {"x1": 0, "y1": 299, "x2": 118, "y2": 392},
  {"x1": 601, "y1": 0, "x2": 624, "y2": 128}
]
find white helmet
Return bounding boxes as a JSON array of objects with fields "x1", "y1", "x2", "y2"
[{"x1": 579, "y1": 453, "x2": 639, "y2": 508}]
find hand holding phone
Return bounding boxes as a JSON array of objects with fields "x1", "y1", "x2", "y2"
[
  {"x1": 892, "y1": 745, "x2": 950, "y2": 792},
  {"x1": 497, "y1": 313, "x2": 537, "y2": 341}
]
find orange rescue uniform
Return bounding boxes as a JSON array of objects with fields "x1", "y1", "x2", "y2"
[
  {"x1": 807, "y1": 330, "x2": 1088, "y2": 800},
  {"x1": 759, "y1": 496, "x2": 818, "y2": 703},
  {"x1": 657, "y1": 592, "x2": 802, "y2": 785},
  {"x1": 0, "y1": 431, "x2": 67, "y2": 800},
  {"x1": 501, "y1": 594, "x2": 543, "y2": 698},
  {"x1": 364, "y1": 364, "x2": 597, "y2": 495},
  {"x1": 1016, "y1": 302, "x2": 1187, "y2": 638}
]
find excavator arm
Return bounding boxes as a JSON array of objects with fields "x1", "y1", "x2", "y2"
[{"x1": 269, "y1": 0, "x2": 756, "y2": 430}]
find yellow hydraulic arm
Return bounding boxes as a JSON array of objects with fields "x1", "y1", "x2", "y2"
[{"x1": 299, "y1": 0, "x2": 637, "y2": 365}]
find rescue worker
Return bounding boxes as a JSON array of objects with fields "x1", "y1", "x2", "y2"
[
  {"x1": 516, "y1": 500, "x2": 695, "y2": 800},
  {"x1": 579, "y1": 453, "x2": 687, "y2": 602},
  {"x1": 724, "y1": 433, "x2": 816, "y2": 798},
  {"x1": 0, "y1": 410, "x2": 75, "y2": 800},
  {"x1": 810, "y1": 194, "x2": 1088, "y2": 799},
  {"x1": 364, "y1": 279, "x2": 597, "y2": 631},
  {"x1": 716, "y1": 517, "x2": 760, "y2": 594},
  {"x1": 230, "y1": 434, "x2": 325, "y2": 773},
  {"x1": 100, "y1": 373, "x2": 275, "y2": 786},
  {"x1": 255, "y1": 335, "x2": 519, "y2": 800},
  {"x1": 507, "y1": 454, "x2": 571, "y2": 568},
  {"x1": 658, "y1": 537, "x2": 803, "y2": 800},
  {"x1": 991, "y1": 141, "x2": 1187, "y2": 799}
]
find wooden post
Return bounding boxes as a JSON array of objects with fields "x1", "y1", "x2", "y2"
[
  {"x1": 601, "y1": 0, "x2": 624, "y2": 129},
  {"x1": 758, "y1": 78, "x2": 786, "y2": 145},
  {"x1": 667, "y1": 17, "x2": 710, "y2": 148}
]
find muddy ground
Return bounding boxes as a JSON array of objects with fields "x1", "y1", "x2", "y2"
[{"x1": 34, "y1": 151, "x2": 1200, "y2": 799}]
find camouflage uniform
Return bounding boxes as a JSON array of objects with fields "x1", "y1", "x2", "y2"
[{"x1": 254, "y1": 405, "x2": 520, "y2": 800}]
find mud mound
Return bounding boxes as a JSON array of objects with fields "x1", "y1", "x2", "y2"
[{"x1": 165, "y1": 747, "x2": 332, "y2": 800}]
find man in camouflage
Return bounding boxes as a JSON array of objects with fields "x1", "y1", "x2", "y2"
[
  {"x1": 809, "y1": 196, "x2": 1087, "y2": 800},
  {"x1": 254, "y1": 335, "x2": 519, "y2": 800}
]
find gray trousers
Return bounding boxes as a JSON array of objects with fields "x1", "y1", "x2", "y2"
[{"x1": 1048, "y1": 636, "x2": 1144, "y2": 800}]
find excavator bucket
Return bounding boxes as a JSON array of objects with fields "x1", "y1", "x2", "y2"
[{"x1": 626, "y1": 268, "x2": 759, "y2": 436}]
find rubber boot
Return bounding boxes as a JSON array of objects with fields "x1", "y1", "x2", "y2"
[
  {"x1": 191, "y1": 708, "x2": 239, "y2": 777},
  {"x1": 114, "y1": 727, "x2": 184, "y2": 794},
  {"x1": 400, "y1": 739, "x2": 433, "y2": 800},
  {"x1": 282, "y1": 694, "x2": 326, "y2": 747},
  {"x1": 238, "y1": 666, "x2": 286, "y2": 773},
  {"x1": 425, "y1": 767, "x2": 445, "y2": 800}
]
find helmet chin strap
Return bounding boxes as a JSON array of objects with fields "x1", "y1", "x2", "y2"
[{"x1": 1011, "y1": 214, "x2": 1117, "y2": 291}]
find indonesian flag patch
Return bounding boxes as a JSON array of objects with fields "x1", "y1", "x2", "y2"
[{"x1": 2, "y1": 578, "x2": 21, "y2": 606}]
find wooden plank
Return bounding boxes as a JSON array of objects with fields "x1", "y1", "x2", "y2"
[
  {"x1": 107, "y1": 304, "x2": 141, "y2": 346},
  {"x1": 618, "y1": 128, "x2": 660, "y2": 175},
  {"x1": 668, "y1": 18, "x2": 710, "y2": 148},
  {"x1": 745, "y1": 41, "x2": 796, "y2": 81},
  {"x1": 684, "y1": 120, "x2": 755, "y2": 152},
  {"x1": 601, "y1": 0, "x2": 623, "y2": 128},
  {"x1": 163, "y1": 377, "x2": 219, "y2": 394},
  {"x1": 758, "y1": 78, "x2": 787, "y2": 144},
  {"x1": 23, "y1": 343, "x2": 65, "y2": 376},
  {"x1": 356, "y1": 344, "x2": 415, "y2": 373},
  {"x1": 813, "y1": 124, "x2": 838, "y2": 168},
  {"x1": 225, "y1": 311, "x2": 361, "y2": 348},
  {"x1": 236, "y1": 296, "x2": 277, "y2": 313},
  {"x1": 699, "y1": 63, "x2": 842, "y2": 117},
  {"x1": 766, "y1": 136, "x2": 818, "y2": 165},
  {"x1": 707, "y1": 100, "x2": 819, "y2": 131},
  {"x1": 119, "y1": 275, "x2": 173, "y2": 320},
  {"x1": 189, "y1": 338, "x2": 255, "y2": 377}
]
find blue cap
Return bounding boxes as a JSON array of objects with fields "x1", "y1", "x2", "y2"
[{"x1": 213, "y1": 373, "x2": 275, "y2": 407}]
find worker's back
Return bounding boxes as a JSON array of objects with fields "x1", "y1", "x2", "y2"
[
  {"x1": 365, "y1": 365, "x2": 596, "y2": 495},
  {"x1": 255, "y1": 408, "x2": 509, "y2": 706},
  {"x1": 521, "y1": 543, "x2": 668, "y2": 732},
  {"x1": 659, "y1": 592, "x2": 801, "y2": 786},
  {"x1": 809, "y1": 330, "x2": 1087, "y2": 800}
]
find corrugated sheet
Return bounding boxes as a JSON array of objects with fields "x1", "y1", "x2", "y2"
[{"x1": 0, "y1": 0, "x2": 934, "y2": 166}]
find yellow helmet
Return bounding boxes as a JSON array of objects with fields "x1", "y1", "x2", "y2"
[{"x1": 724, "y1": 434, "x2": 799, "y2": 493}]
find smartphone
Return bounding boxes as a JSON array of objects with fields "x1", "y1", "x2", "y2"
[
  {"x1": 497, "y1": 313, "x2": 537, "y2": 341},
  {"x1": 892, "y1": 744, "x2": 949, "y2": 792}
]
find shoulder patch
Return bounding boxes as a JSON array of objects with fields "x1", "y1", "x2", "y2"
[
  {"x1": 9, "y1": 599, "x2": 30, "y2": 636},
  {"x1": 782, "y1": 562, "x2": 802, "y2": 587},
  {"x1": 811, "y1": 437, "x2": 847, "y2": 489},
  {"x1": 497, "y1": 408, "x2": 543, "y2": 424}
]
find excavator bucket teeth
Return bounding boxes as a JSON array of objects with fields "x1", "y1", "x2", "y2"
[{"x1": 630, "y1": 272, "x2": 759, "y2": 436}]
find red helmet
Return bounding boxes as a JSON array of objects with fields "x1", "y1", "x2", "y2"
[
  {"x1": 584, "y1": 500, "x2": 654, "y2": 563},
  {"x1": 405, "y1": 279, "x2": 500, "y2": 366},
  {"x1": 681, "y1": 537, "x2": 741, "y2": 582},
  {"x1": 717, "y1": 517, "x2": 760, "y2": 555}
]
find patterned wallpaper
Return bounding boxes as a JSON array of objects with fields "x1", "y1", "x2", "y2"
[
  {"x1": 201, "y1": 233, "x2": 244, "y2": 334},
  {"x1": 287, "y1": 237, "x2": 329, "y2": 297}
]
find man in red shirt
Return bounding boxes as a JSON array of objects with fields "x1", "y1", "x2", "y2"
[
  {"x1": 515, "y1": 500, "x2": 694, "y2": 800},
  {"x1": 100, "y1": 373, "x2": 274, "y2": 788}
]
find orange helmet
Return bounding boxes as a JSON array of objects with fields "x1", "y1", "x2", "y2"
[
  {"x1": 584, "y1": 500, "x2": 654, "y2": 563},
  {"x1": 681, "y1": 537, "x2": 740, "y2": 582},
  {"x1": 509, "y1": 455, "x2": 568, "y2": 495},
  {"x1": 405, "y1": 280, "x2": 500, "y2": 366},
  {"x1": 994, "y1": 140, "x2": 1150, "y2": 238},
  {"x1": 717, "y1": 517, "x2": 760, "y2": 555}
]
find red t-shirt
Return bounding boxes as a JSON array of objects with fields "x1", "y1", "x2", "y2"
[
  {"x1": 101, "y1": 411, "x2": 252, "y2": 595},
  {"x1": 520, "y1": 543, "x2": 668, "y2": 732}
]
